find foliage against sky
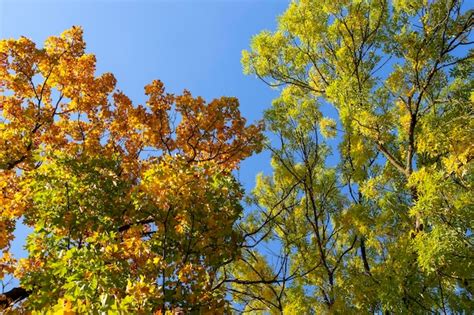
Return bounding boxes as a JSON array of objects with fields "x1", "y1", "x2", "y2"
[
  {"x1": 0, "y1": 0, "x2": 473, "y2": 314},
  {"x1": 0, "y1": 27, "x2": 263, "y2": 313},
  {"x1": 238, "y1": 0, "x2": 473, "y2": 313}
]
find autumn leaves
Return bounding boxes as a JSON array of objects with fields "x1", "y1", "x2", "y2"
[
  {"x1": 1, "y1": 0, "x2": 473, "y2": 312},
  {"x1": 0, "y1": 27, "x2": 262, "y2": 312}
]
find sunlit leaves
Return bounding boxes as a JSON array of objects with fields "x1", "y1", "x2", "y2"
[
  {"x1": 241, "y1": 0, "x2": 473, "y2": 313},
  {"x1": 0, "y1": 27, "x2": 263, "y2": 312}
]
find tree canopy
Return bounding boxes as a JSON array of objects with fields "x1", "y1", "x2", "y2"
[
  {"x1": 0, "y1": 0, "x2": 473, "y2": 313},
  {"x1": 0, "y1": 27, "x2": 263, "y2": 313},
  {"x1": 238, "y1": 0, "x2": 473, "y2": 313}
]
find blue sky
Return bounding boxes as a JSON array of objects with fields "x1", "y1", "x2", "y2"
[{"x1": 0, "y1": 0, "x2": 289, "y2": 258}]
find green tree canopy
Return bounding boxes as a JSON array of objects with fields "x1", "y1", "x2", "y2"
[{"x1": 239, "y1": 0, "x2": 473, "y2": 313}]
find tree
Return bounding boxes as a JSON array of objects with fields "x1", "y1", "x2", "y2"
[
  {"x1": 0, "y1": 27, "x2": 263, "y2": 313},
  {"x1": 240, "y1": 0, "x2": 472, "y2": 313}
]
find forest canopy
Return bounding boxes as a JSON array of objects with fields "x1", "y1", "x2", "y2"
[{"x1": 0, "y1": 0, "x2": 473, "y2": 313}]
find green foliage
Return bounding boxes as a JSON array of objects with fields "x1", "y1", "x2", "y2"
[{"x1": 240, "y1": 0, "x2": 473, "y2": 313}]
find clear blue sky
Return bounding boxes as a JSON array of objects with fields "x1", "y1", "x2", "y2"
[{"x1": 1, "y1": 0, "x2": 289, "y2": 259}]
